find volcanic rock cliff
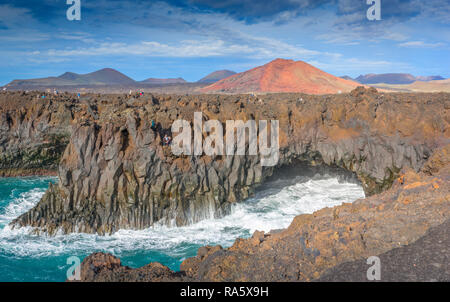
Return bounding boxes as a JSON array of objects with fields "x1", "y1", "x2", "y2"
[
  {"x1": 5, "y1": 87, "x2": 449, "y2": 236},
  {"x1": 79, "y1": 155, "x2": 450, "y2": 281},
  {"x1": 0, "y1": 92, "x2": 76, "y2": 176},
  {"x1": 77, "y1": 133, "x2": 450, "y2": 282}
]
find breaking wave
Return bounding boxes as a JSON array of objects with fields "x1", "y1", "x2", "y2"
[{"x1": 0, "y1": 172, "x2": 364, "y2": 280}]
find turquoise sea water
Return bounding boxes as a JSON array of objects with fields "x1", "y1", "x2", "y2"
[
  {"x1": 0, "y1": 175, "x2": 365, "y2": 282},
  {"x1": 0, "y1": 177, "x2": 206, "y2": 281}
]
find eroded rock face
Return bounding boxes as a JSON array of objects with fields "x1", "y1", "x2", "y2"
[
  {"x1": 75, "y1": 144, "x2": 450, "y2": 281},
  {"x1": 0, "y1": 92, "x2": 75, "y2": 176},
  {"x1": 8, "y1": 88, "x2": 450, "y2": 234}
]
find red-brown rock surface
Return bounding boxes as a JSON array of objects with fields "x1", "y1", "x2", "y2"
[
  {"x1": 79, "y1": 252, "x2": 187, "y2": 282},
  {"x1": 78, "y1": 144, "x2": 449, "y2": 281},
  {"x1": 201, "y1": 59, "x2": 361, "y2": 94}
]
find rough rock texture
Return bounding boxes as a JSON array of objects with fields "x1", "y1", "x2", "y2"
[
  {"x1": 76, "y1": 144, "x2": 450, "y2": 281},
  {"x1": 10, "y1": 87, "x2": 450, "y2": 235},
  {"x1": 316, "y1": 219, "x2": 450, "y2": 282},
  {"x1": 78, "y1": 252, "x2": 187, "y2": 282},
  {"x1": 0, "y1": 92, "x2": 76, "y2": 176}
]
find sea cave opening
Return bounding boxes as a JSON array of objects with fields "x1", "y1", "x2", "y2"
[{"x1": 0, "y1": 161, "x2": 365, "y2": 280}]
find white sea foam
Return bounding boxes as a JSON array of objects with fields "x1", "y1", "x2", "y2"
[
  {"x1": 0, "y1": 175, "x2": 365, "y2": 259},
  {"x1": 0, "y1": 188, "x2": 47, "y2": 225}
]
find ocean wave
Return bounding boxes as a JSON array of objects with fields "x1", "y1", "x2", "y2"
[{"x1": 0, "y1": 175, "x2": 364, "y2": 259}]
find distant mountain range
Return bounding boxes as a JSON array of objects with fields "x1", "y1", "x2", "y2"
[
  {"x1": 415, "y1": 75, "x2": 446, "y2": 82},
  {"x1": 140, "y1": 77, "x2": 187, "y2": 84},
  {"x1": 3, "y1": 62, "x2": 448, "y2": 94},
  {"x1": 340, "y1": 76, "x2": 354, "y2": 81},
  {"x1": 341, "y1": 73, "x2": 445, "y2": 85},
  {"x1": 4, "y1": 60, "x2": 361, "y2": 94},
  {"x1": 197, "y1": 70, "x2": 236, "y2": 84},
  {"x1": 4, "y1": 68, "x2": 235, "y2": 89},
  {"x1": 369, "y1": 79, "x2": 450, "y2": 93},
  {"x1": 8, "y1": 68, "x2": 136, "y2": 87},
  {"x1": 201, "y1": 59, "x2": 360, "y2": 94}
]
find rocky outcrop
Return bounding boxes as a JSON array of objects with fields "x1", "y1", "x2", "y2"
[
  {"x1": 76, "y1": 144, "x2": 450, "y2": 281},
  {"x1": 8, "y1": 88, "x2": 450, "y2": 235},
  {"x1": 178, "y1": 161, "x2": 449, "y2": 282},
  {"x1": 78, "y1": 252, "x2": 187, "y2": 282},
  {"x1": 0, "y1": 92, "x2": 75, "y2": 176},
  {"x1": 316, "y1": 219, "x2": 450, "y2": 282}
]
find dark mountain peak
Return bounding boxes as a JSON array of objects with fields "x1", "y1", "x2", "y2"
[
  {"x1": 340, "y1": 75, "x2": 354, "y2": 81},
  {"x1": 92, "y1": 68, "x2": 121, "y2": 74},
  {"x1": 198, "y1": 70, "x2": 237, "y2": 84},
  {"x1": 84, "y1": 68, "x2": 136, "y2": 84},
  {"x1": 6, "y1": 68, "x2": 136, "y2": 88},
  {"x1": 356, "y1": 73, "x2": 416, "y2": 85},
  {"x1": 99, "y1": 67, "x2": 116, "y2": 71},
  {"x1": 58, "y1": 72, "x2": 79, "y2": 80},
  {"x1": 355, "y1": 73, "x2": 446, "y2": 85}
]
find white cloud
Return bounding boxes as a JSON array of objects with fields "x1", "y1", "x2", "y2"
[
  {"x1": 41, "y1": 40, "x2": 252, "y2": 58},
  {"x1": 32, "y1": 35, "x2": 341, "y2": 61},
  {"x1": 398, "y1": 41, "x2": 445, "y2": 48}
]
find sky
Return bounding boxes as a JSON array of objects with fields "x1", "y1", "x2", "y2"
[{"x1": 0, "y1": 0, "x2": 449, "y2": 85}]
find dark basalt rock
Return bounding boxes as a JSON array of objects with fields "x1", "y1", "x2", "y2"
[
  {"x1": 3, "y1": 88, "x2": 449, "y2": 235},
  {"x1": 74, "y1": 144, "x2": 450, "y2": 281},
  {"x1": 0, "y1": 93, "x2": 73, "y2": 176}
]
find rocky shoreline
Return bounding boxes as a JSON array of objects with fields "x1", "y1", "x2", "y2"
[
  {"x1": 77, "y1": 145, "x2": 449, "y2": 281},
  {"x1": 0, "y1": 169, "x2": 57, "y2": 178},
  {"x1": 316, "y1": 219, "x2": 450, "y2": 282},
  {"x1": 0, "y1": 88, "x2": 448, "y2": 281}
]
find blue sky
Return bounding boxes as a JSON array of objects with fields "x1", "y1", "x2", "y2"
[{"x1": 0, "y1": 0, "x2": 449, "y2": 85}]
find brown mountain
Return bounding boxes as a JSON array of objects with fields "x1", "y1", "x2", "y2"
[
  {"x1": 200, "y1": 59, "x2": 360, "y2": 94},
  {"x1": 197, "y1": 70, "x2": 236, "y2": 84}
]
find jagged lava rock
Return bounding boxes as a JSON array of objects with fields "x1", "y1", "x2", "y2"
[
  {"x1": 77, "y1": 144, "x2": 450, "y2": 281},
  {"x1": 6, "y1": 88, "x2": 450, "y2": 235}
]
